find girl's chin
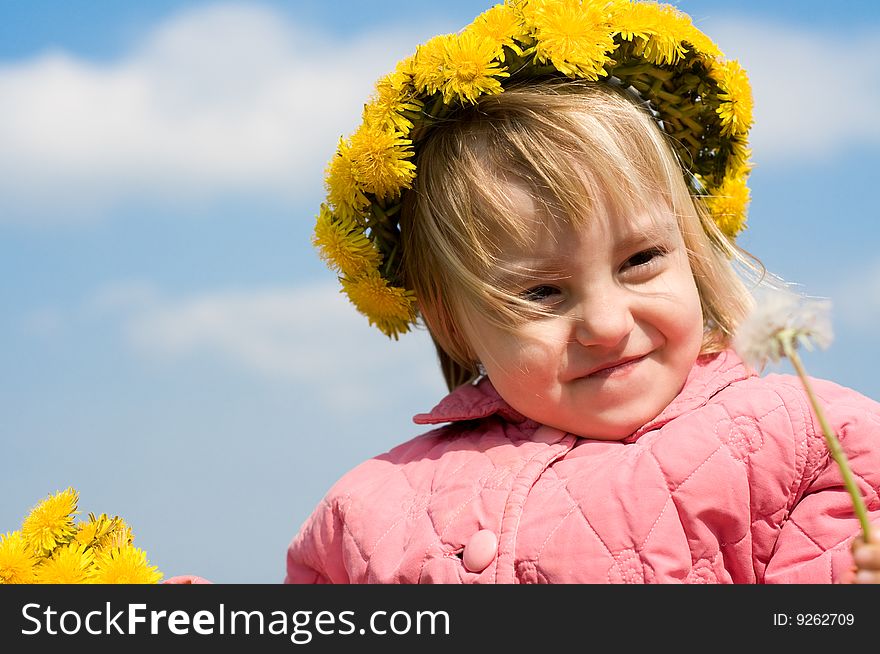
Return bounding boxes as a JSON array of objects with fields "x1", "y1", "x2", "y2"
[{"x1": 556, "y1": 404, "x2": 664, "y2": 440}]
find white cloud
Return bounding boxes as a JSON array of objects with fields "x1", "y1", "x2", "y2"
[
  {"x1": 1, "y1": 4, "x2": 877, "y2": 224},
  {"x1": 0, "y1": 3, "x2": 436, "y2": 224},
  {"x1": 705, "y1": 19, "x2": 880, "y2": 163},
  {"x1": 91, "y1": 280, "x2": 446, "y2": 411}
]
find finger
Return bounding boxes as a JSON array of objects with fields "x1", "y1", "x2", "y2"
[
  {"x1": 162, "y1": 574, "x2": 212, "y2": 584},
  {"x1": 853, "y1": 543, "x2": 880, "y2": 571},
  {"x1": 853, "y1": 569, "x2": 880, "y2": 584},
  {"x1": 850, "y1": 527, "x2": 880, "y2": 551}
]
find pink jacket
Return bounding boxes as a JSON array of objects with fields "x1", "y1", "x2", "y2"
[{"x1": 285, "y1": 350, "x2": 880, "y2": 583}]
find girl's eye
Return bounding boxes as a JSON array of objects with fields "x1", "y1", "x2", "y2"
[
  {"x1": 519, "y1": 285, "x2": 559, "y2": 302},
  {"x1": 624, "y1": 247, "x2": 666, "y2": 270}
]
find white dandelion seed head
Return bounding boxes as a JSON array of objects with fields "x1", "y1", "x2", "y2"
[{"x1": 733, "y1": 285, "x2": 833, "y2": 370}]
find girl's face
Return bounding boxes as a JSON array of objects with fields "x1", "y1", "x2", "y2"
[{"x1": 461, "y1": 184, "x2": 704, "y2": 440}]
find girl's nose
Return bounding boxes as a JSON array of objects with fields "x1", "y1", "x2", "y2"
[{"x1": 571, "y1": 290, "x2": 635, "y2": 348}]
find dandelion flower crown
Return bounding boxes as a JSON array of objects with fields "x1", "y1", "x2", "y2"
[{"x1": 313, "y1": 0, "x2": 754, "y2": 338}]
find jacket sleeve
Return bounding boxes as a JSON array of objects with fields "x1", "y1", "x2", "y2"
[
  {"x1": 763, "y1": 378, "x2": 880, "y2": 583},
  {"x1": 284, "y1": 497, "x2": 352, "y2": 584}
]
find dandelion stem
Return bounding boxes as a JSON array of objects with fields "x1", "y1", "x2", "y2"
[{"x1": 781, "y1": 339, "x2": 872, "y2": 541}]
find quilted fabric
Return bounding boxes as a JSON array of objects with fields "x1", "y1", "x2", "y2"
[{"x1": 285, "y1": 349, "x2": 880, "y2": 584}]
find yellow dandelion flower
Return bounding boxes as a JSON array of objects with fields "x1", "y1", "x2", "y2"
[
  {"x1": 90, "y1": 544, "x2": 162, "y2": 584},
  {"x1": 348, "y1": 123, "x2": 416, "y2": 200},
  {"x1": 705, "y1": 175, "x2": 750, "y2": 238},
  {"x1": 440, "y1": 31, "x2": 510, "y2": 104},
  {"x1": 728, "y1": 140, "x2": 753, "y2": 178},
  {"x1": 615, "y1": 1, "x2": 691, "y2": 65},
  {"x1": 609, "y1": 0, "x2": 653, "y2": 43},
  {"x1": 507, "y1": 0, "x2": 540, "y2": 30},
  {"x1": 21, "y1": 487, "x2": 78, "y2": 556},
  {"x1": 394, "y1": 54, "x2": 417, "y2": 80},
  {"x1": 74, "y1": 513, "x2": 133, "y2": 553},
  {"x1": 531, "y1": 0, "x2": 616, "y2": 79},
  {"x1": 34, "y1": 542, "x2": 95, "y2": 584},
  {"x1": 313, "y1": 204, "x2": 382, "y2": 277},
  {"x1": 326, "y1": 139, "x2": 371, "y2": 223},
  {"x1": 0, "y1": 531, "x2": 37, "y2": 584},
  {"x1": 466, "y1": 4, "x2": 529, "y2": 60},
  {"x1": 341, "y1": 272, "x2": 417, "y2": 339},
  {"x1": 644, "y1": 5, "x2": 691, "y2": 65},
  {"x1": 412, "y1": 33, "x2": 454, "y2": 96},
  {"x1": 363, "y1": 72, "x2": 424, "y2": 134},
  {"x1": 713, "y1": 59, "x2": 753, "y2": 136},
  {"x1": 74, "y1": 513, "x2": 114, "y2": 548},
  {"x1": 96, "y1": 518, "x2": 133, "y2": 551},
  {"x1": 678, "y1": 21, "x2": 723, "y2": 59}
]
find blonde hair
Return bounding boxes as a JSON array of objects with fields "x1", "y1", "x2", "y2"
[{"x1": 400, "y1": 81, "x2": 761, "y2": 390}]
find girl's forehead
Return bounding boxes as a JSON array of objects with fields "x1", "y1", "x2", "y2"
[{"x1": 496, "y1": 192, "x2": 680, "y2": 259}]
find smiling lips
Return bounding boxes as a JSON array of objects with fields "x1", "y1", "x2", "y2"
[{"x1": 583, "y1": 354, "x2": 648, "y2": 378}]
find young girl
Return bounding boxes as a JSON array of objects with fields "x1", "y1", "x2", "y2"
[
  {"x1": 279, "y1": 0, "x2": 880, "y2": 585},
  {"x1": 162, "y1": 0, "x2": 880, "y2": 585}
]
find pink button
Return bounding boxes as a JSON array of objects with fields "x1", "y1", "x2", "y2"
[{"x1": 463, "y1": 529, "x2": 498, "y2": 572}]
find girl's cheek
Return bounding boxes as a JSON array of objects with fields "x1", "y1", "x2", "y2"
[{"x1": 517, "y1": 330, "x2": 570, "y2": 369}]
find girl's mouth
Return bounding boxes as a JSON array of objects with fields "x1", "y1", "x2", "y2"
[{"x1": 585, "y1": 354, "x2": 648, "y2": 378}]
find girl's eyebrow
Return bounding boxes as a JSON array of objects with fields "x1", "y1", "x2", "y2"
[
  {"x1": 490, "y1": 259, "x2": 569, "y2": 287},
  {"x1": 614, "y1": 221, "x2": 678, "y2": 254}
]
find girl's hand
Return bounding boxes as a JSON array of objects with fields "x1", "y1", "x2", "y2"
[
  {"x1": 162, "y1": 574, "x2": 213, "y2": 584},
  {"x1": 851, "y1": 531, "x2": 880, "y2": 583}
]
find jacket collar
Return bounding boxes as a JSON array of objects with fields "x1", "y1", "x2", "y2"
[{"x1": 413, "y1": 349, "x2": 756, "y2": 439}]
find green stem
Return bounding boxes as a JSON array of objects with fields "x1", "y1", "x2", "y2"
[{"x1": 782, "y1": 339, "x2": 872, "y2": 541}]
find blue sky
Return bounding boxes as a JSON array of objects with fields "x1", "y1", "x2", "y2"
[{"x1": 2, "y1": 1, "x2": 879, "y2": 583}]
